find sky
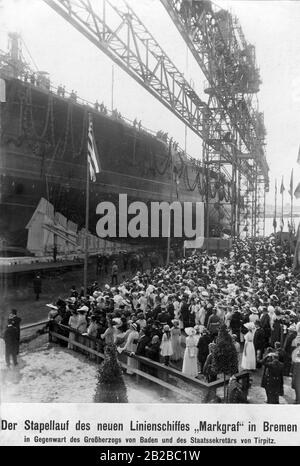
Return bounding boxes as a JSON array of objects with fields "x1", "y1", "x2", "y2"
[{"x1": 0, "y1": 0, "x2": 300, "y2": 206}]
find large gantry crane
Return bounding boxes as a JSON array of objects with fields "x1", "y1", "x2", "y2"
[
  {"x1": 43, "y1": 0, "x2": 269, "y2": 239},
  {"x1": 161, "y1": 0, "x2": 269, "y2": 238}
]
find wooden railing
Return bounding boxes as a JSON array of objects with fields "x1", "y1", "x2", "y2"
[{"x1": 47, "y1": 322, "x2": 251, "y2": 403}]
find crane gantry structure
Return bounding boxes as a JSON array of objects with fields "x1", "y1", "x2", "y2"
[
  {"x1": 161, "y1": 0, "x2": 269, "y2": 238},
  {"x1": 43, "y1": 0, "x2": 269, "y2": 238}
]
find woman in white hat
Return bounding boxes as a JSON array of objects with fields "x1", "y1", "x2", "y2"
[
  {"x1": 170, "y1": 320, "x2": 182, "y2": 362},
  {"x1": 68, "y1": 308, "x2": 78, "y2": 350},
  {"x1": 160, "y1": 325, "x2": 173, "y2": 366},
  {"x1": 182, "y1": 327, "x2": 198, "y2": 378},
  {"x1": 118, "y1": 322, "x2": 139, "y2": 374},
  {"x1": 241, "y1": 322, "x2": 256, "y2": 371}
]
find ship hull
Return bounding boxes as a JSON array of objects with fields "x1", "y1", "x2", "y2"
[{"x1": 0, "y1": 77, "x2": 231, "y2": 252}]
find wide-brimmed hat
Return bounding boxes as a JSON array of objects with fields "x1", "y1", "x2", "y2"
[
  {"x1": 46, "y1": 304, "x2": 58, "y2": 310},
  {"x1": 78, "y1": 305, "x2": 89, "y2": 313},
  {"x1": 112, "y1": 317, "x2": 122, "y2": 326},
  {"x1": 185, "y1": 327, "x2": 196, "y2": 336},
  {"x1": 130, "y1": 322, "x2": 138, "y2": 331},
  {"x1": 163, "y1": 324, "x2": 170, "y2": 332},
  {"x1": 171, "y1": 319, "x2": 179, "y2": 326}
]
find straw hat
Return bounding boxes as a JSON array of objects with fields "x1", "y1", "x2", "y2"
[
  {"x1": 46, "y1": 304, "x2": 58, "y2": 310},
  {"x1": 78, "y1": 305, "x2": 89, "y2": 313},
  {"x1": 244, "y1": 322, "x2": 256, "y2": 331},
  {"x1": 185, "y1": 327, "x2": 196, "y2": 336}
]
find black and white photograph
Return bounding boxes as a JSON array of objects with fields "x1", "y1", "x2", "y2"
[{"x1": 1, "y1": 0, "x2": 300, "y2": 447}]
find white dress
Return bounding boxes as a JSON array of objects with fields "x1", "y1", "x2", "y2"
[
  {"x1": 182, "y1": 335, "x2": 198, "y2": 377},
  {"x1": 68, "y1": 315, "x2": 78, "y2": 350},
  {"x1": 241, "y1": 331, "x2": 256, "y2": 370},
  {"x1": 121, "y1": 330, "x2": 139, "y2": 374},
  {"x1": 160, "y1": 333, "x2": 173, "y2": 357}
]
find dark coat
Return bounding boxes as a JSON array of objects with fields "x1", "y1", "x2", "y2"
[
  {"x1": 262, "y1": 358, "x2": 284, "y2": 396},
  {"x1": 260, "y1": 313, "x2": 271, "y2": 339},
  {"x1": 10, "y1": 316, "x2": 21, "y2": 341},
  {"x1": 253, "y1": 328, "x2": 266, "y2": 352},
  {"x1": 157, "y1": 311, "x2": 172, "y2": 326},
  {"x1": 180, "y1": 302, "x2": 190, "y2": 327},
  {"x1": 4, "y1": 325, "x2": 19, "y2": 353},
  {"x1": 230, "y1": 311, "x2": 242, "y2": 333},
  {"x1": 145, "y1": 341, "x2": 160, "y2": 362},
  {"x1": 136, "y1": 335, "x2": 151, "y2": 357},
  {"x1": 197, "y1": 334, "x2": 210, "y2": 363},
  {"x1": 270, "y1": 320, "x2": 282, "y2": 347},
  {"x1": 33, "y1": 276, "x2": 42, "y2": 293}
]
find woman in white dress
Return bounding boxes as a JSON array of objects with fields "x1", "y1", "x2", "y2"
[
  {"x1": 182, "y1": 327, "x2": 198, "y2": 377},
  {"x1": 68, "y1": 309, "x2": 79, "y2": 350},
  {"x1": 118, "y1": 322, "x2": 139, "y2": 374},
  {"x1": 160, "y1": 325, "x2": 173, "y2": 365},
  {"x1": 241, "y1": 322, "x2": 256, "y2": 370}
]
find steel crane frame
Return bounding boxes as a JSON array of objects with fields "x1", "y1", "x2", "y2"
[{"x1": 43, "y1": 0, "x2": 255, "y2": 181}]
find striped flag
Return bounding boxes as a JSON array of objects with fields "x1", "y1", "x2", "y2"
[{"x1": 87, "y1": 115, "x2": 100, "y2": 182}]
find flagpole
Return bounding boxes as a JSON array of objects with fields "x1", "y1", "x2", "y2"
[
  {"x1": 166, "y1": 141, "x2": 174, "y2": 266},
  {"x1": 281, "y1": 177, "x2": 284, "y2": 242},
  {"x1": 274, "y1": 179, "x2": 277, "y2": 235},
  {"x1": 290, "y1": 169, "x2": 294, "y2": 232},
  {"x1": 111, "y1": 64, "x2": 114, "y2": 112},
  {"x1": 84, "y1": 117, "x2": 91, "y2": 296}
]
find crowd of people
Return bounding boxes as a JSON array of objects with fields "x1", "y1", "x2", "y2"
[{"x1": 3, "y1": 237, "x2": 300, "y2": 403}]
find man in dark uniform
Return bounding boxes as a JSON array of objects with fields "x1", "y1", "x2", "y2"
[
  {"x1": 9, "y1": 309, "x2": 21, "y2": 354},
  {"x1": 261, "y1": 353, "x2": 284, "y2": 404},
  {"x1": 4, "y1": 318, "x2": 19, "y2": 367},
  {"x1": 33, "y1": 274, "x2": 42, "y2": 300}
]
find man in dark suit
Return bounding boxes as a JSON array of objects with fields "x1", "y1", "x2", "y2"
[
  {"x1": 197, "y1": 329, "x2": 211, "y2": 373},
  {"x1": 253, "y1": 320, "x2": 266, "y2": 365},
  {"x1": 135, "y1": 328, "x2": 151, "y2": 357},
  {"x1": 261, "y1": 353, "x2": 284, "y2": 404},
  {"x1": 260, "y1": 307, "x2": 271, "y2": 347},
  {"x1": 33, "y1": 274, "x2": 42, "y2": 301},
  {"x1": 4, "y1": 319, "x2": 19, "y2": 367}
]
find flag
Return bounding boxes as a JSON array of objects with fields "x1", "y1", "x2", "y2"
[
  {"x1": 87, "y1": 115, "x2": 100, "y2": 182},
  {"x1": 288, "y1": 169, "x2": 294, "y2": 197},
  {"x1": 297, "y1": 145, "x2": 300, "y2": 165},
  {"x1": 294, "y1": 182, "x2": 300, "y2": 199},
  {"x1": 280, "y1": 177, "x2": 285, "y2": 194}
]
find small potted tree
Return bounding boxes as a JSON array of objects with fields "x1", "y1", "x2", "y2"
[
  {"x1": 212, "y1": 324, "x2": 238, "y2": 402},
  {"x1": 94, "y1": 345, "x2": 128, "y2": 403}
]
